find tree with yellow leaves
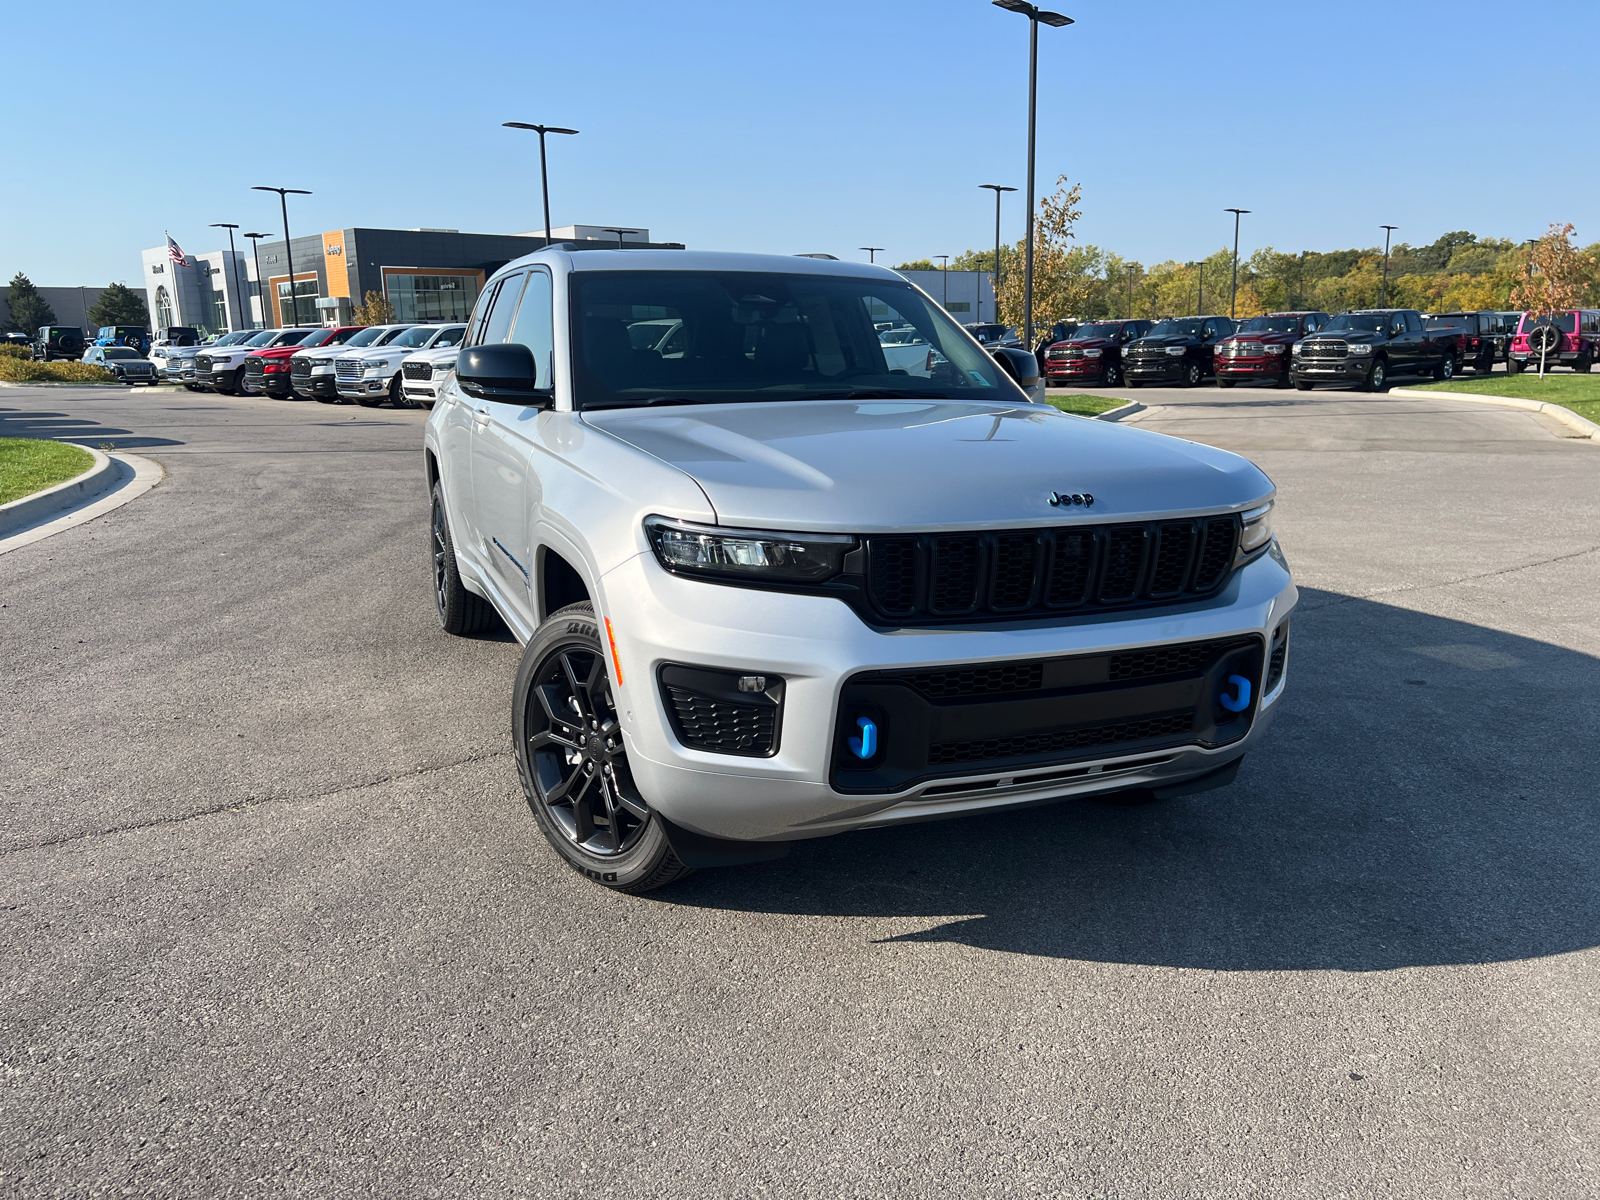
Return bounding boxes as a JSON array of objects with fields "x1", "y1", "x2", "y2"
[
  {"x1": 994, "y1": 176, "x2": 1100, "y2": 336},
  {"x1": 353, "y1": 291, "x2": 396, "y2": 326},
  {"x1": 1510, "y1": 223, "x2": 1597, "y2": 376}
]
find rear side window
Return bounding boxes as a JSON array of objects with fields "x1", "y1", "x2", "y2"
[{"x1": 507, "y1": 269, "x2": 555, "y2": 390}]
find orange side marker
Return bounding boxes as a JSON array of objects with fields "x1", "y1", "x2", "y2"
[{"x1": 604, "y1": 617, "x2": 624, "y2": 687}]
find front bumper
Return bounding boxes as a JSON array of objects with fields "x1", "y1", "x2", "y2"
[
  {"x1": 294, "y1": 373, "x2": 339, "y2": 399},
  {"x1": 1291, "y1": 358, "x2": 1367, "y2": 382},
  {"x1": 593, "y1": 546, "x2": 1297, "y2": 842},
  {"x1": 1216, "y1": 358, "x2": 1287, "y2": 377},
  {"x1": 1124, "y1": 358, "x2": 1187, "y2": 381},
  {"x1": 1044, "y1": 359, "x2": 1111, "y2": 382},
  {"x1": 337, "y1": 376, "x2": 389, "y2": 398}
]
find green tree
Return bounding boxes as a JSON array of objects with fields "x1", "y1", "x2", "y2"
[
  {"x1": 893, "y1": 259, "x2": 937, "y2": 272},
  {"x1": 5, "y1": 272, "x2": 55, "y2": 333},
  {"x1": 86, "y1": 281, "x2": 151, "y2": 328}
]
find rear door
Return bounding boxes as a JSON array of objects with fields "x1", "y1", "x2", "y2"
[{"x1": 441, "y1": 276, "x2": 520, "y2": 566}]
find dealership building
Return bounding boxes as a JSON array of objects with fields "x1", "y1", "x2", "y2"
[{"x1": 140, "y1": 224, "x2": 675, "y2": 334}]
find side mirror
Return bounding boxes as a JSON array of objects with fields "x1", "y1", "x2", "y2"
[
  {"x1": 989, "y1": 346, "x2": 1040, "y2": 393},
  {"x1": 457, "y1": 343, "x2": 542, "y2": 401}
]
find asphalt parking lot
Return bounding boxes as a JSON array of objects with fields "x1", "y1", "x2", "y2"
[{"x1": 3, "y1": 380, "x2": 1598, "y2": 1198}]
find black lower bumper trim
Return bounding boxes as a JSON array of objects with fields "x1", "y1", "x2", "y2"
[{"x1": 658, "y1": 816, "x2": 792, "y2": 868}]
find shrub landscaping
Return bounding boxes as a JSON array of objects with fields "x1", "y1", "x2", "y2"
[
  {"x1": 0, "y1": 357, "x2": 118, "y2": 384},
  {"x1": 0, "y1": 438, "x2": 94, "y2": 506}
]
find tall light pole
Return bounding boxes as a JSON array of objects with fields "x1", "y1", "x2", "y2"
[
  {"x1": 1126, "y1": 263, "x2": 1138, "y2": 318},
  {"x1": 252, "y1": 186, "x2": 312, "y2": 325},
  {"x1": 243, "y1": 233, "x2": 270, "y2": 328},
  {"x1": 1187, "y1": 260, "x2": 1203, "y2": 315},
  {"x1": 1379, "y1": 225, "x2": 1398, "y2": 307},
  {"x1": 603, "y1": 228, "x2": 638, "y2": 249},
  {"x1": 210, "y1": 223, "x2": 243, "y2": 332},
  {"x1": 980, "y1": 183, "x2": 1016, "y2": 324},
  {"x1": 860, "y1": 247, "x2": 884, "y2": 264},
  {"x1": 935, "y1": 254, "x2": 950, "y2": 310},
  {"x1": 993, "y1": 1, "x2": 1074, "y2": 351},
  {"x1": 1224, "y1": 207, "x2": 1250, "y2": 319},
  {"x1": 503, "y1": 122, "x2": 580, "y2": 246}
]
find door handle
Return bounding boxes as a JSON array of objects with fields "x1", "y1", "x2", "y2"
[{"x1": 474, "y1": 406, "x2": 490, "y2": 420}]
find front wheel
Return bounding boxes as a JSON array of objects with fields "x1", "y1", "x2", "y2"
[
  {"x1": 1102, "y1": 361, "x2": 1122, "y2": 387},
  {"x1": 1274, "y1": 369, "x2": 1293, "y2": 389},
  {"x1": 389, "y1": 376, "x2": 412, "y2": 409},
  {"x1": 1126, "y1": 379, "x2": 1141, "y2": 389},
  {"x1": 1182, "y1": 361, "x2": 1203, "y2": 387},
  {"x1": 1363, "y1": 359, "x2": 1388, "y2": 392},
  {"x1": 1295, "y1": 379, "x2": 1314, "y2": 391},
  {"x1": 314, "y1": 392, "x2": 337, "y2": 404},
  {"x1": 514, "y1": 602, "x2": 693, "y2": 894},
  {"x1": 215, "y1": 370, "x2": 237, "y2": 396},
  {"x1": 1217, "y1": 379, "x2": 1235, "y2": 389}
]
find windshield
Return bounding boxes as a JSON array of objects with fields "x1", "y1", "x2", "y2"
[
  {"x1": 878, "y1": 327, "x2": 927, "y2": 345},
  {"x1": 375, "y1": 326, "x2": 415, "y2": 345},
  {"x1": 344, "y1": 327, "x2": 385, "y2": 347},
  {"x1": 326, "y1": 328, "x2": 362, "y2": 345},
  {"x1": 273, "y1": 330, "x2": 319, "y2": 346},
  {"x1": 214, "y1": 331, "x2": 253, "y2": 346},
  {"x1": 1148, "y1": 318, "x2": 1205, "y2": 337},
  {"x1": 104, "y1": 348, "x2": 140, "y2": 360},
  {"x1": 296, "y1": 329, "x2": 336, "y2": 348},
  {"x1": 1239, "y1": 316, "x2": 1303, "y2": 334},
  {"x1": 431, "y1": 326, "x2": 466, "y2": 348},
  {"x1": 391, "y1": 326, "x2": 438, "y2": 348},
  {"x1": 1521, "y1": 312, "x2": 1577, "y2": 334},
  {"x1": 570, "y1": 270, "x2": 1008, "y2": 409},
  {"x1": 245, "y1": 330, "x2": 281, "y2": 346},
  {"x1": 1325, "y1": 314, "x2": 1388, "y2": 332},
  {"x1": 1071, "y1": 323, "x2": 1124, "y2": 340}
]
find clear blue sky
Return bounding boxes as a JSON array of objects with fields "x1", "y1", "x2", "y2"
[{"x1": 7, "y1": 0, "x2": 1595, "y2": 286}]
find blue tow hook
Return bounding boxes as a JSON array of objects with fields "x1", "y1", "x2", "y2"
[
  {"x1": 849, "y1": 717, "x2": 877, "y2": 759},
  {"x1": 1219, "y1": 675, "x2": 1252, "y2": 713}
]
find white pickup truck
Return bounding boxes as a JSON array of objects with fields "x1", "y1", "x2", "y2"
[{"x1": 424, "y1": 249, "x2": 1293, "y2": 892}]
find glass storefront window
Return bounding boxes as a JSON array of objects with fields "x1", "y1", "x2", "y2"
[
  {"x1": 276, "y1": 279, "x2": 319, "y2": 326},
  {"x1": 384, "y1": 272, "x2": 483, "y2": 323},
  {"x1": 155, "y1": 286, "x2": 173, "y2": 330}
]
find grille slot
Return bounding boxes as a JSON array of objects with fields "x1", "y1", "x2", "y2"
[
  {"x1": 290, "y1": 358, "x2": 312, "y2": 378},
  {"x1": 929, "y1": 712, "x2": 1194, "y2": 766},
  {"x1": 194, "y1": 354, "x2": 212, "y2": 372},
  {"x1": 665, "y1": 688, "x2": 776, "y2": 755},
  {"x1": 1266, "y1": 623, "x2": 1289, "y2": 693},
  {"x1": 1109, "y1": 638, "x2": 1234, "y2": 682},
  {"x1": 901, "y1": 661, "x2": 1045, "y2": 699},
  {"x1": 403, "y1": 361, "x2": 433, "y2": 380},
  {"x1": 244, "y1": 358, "x2": 265, "y2": 378},
  {"x1": 1301, "y1": 340, "x2": 1348, "y2": 360},
  {"x1": 862, "y1": 517, "x2": 1242, "y2": 623}
]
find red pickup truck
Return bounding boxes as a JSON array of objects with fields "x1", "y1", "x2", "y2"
[
  {"x1": 1214, "y1": 311, "x2": 1330, "y2": 389},
  {"x1": 242, "y1": 326, "x2": 366, "y2": 398}
]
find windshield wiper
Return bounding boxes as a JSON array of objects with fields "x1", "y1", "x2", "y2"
[{"x1": 800, "y1": 388, "x2": 945, "y2": 401}]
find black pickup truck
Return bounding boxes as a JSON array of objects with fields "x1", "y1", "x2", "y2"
[
  {"x1": 1424, "y1": 311, "x2": 1517, "y2": 375},
  {"x1": 1290, "y1": 308, "x2": 1456, "y2": 392},
  {"x1": 1122, "y1": 315, "x2": 1236, "y2": 387}
]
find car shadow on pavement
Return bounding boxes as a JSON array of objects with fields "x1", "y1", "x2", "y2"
[
  {"x1": 0, "y1": 408, "x2": 185, "y2": 450},
  {"x1": 661, "y1": 587, "x2": 1600, "y2": 972}
]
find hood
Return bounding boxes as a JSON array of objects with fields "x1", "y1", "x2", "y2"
[
  {"x1": 405, "y1": 346, "x2": 459, "y2": 363},
  {"x1": 252, "y1": 345, "x2": 307, "y2": 360},
  {"x1": 1061, "y1": 337, "x2": 1117, "y2": 350},
  {"x1": 1315, "y1": 330, "x2": 1380, "y2": 344},
  {"x1": 1227, "y1": 330, "x2": 1297, "y2": 344},
  {"x1": 1130, "y1": 335, "x2": 1196, "y2": 349},
  {"x1": 336, "y1": 345, "x2": 404, "y2": 361},
  {"x1": 582, "y1": 399, "x2": 1272, "y2": 533}
]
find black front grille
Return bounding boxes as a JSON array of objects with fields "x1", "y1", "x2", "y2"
[
  {"x1": 1301, "y1": 340, "x2": 1347, "y2": 360},
  {"x1": 665, "y1": 689, "x2": 775, "y2": 755},
  {"x1": 244, "y1": 358, "x2": 265, "y2": 378},
  {"x1": 902, "y1": 661, "x2": 1045, "y2": 698},
  {"x1": 290, "y1": 358, "x2": 312, "y2": 378},
  {"x1": 194, "y1": 354, "x2": 212, "y2": 372},
  {"x1": 862, "y1": 517, "x2": 1239, "y2": 624},
  {"x1": 929, "y1": 712, "x2": 1194, "y2": 766},
  {"x1": 403, "y1": 361, "x2": 433, "y2": 381}
]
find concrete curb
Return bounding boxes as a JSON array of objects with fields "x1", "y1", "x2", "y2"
[
  {"x1": 1095, "y1": 400, "x2": 1146, "y2": 422},
  {"x1": 0, "y1": 445, "x2": 116, "y2": 535},
  {"x1": 1390, "y1": 387, "x2": 1600, "y2": 440},
  {"x1": 0, "y1": 451, "x2": 163, "y2": 554}
]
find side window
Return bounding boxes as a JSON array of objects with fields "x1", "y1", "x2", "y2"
[
  {"x1": 478, "y1": 272, "x2": 527, "y2": 347},
  {"x1": 506, "y1": 269, "x2": 554, "y2": 390},
  {"x1": 1405, "y1": 312, "x2": 1421, "y2": 333}
]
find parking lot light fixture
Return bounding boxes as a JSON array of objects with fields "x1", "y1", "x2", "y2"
[
  {"x1": 502, "y1": 123, "x2": 580, "y2": 248},
  {"x1": 1380, "y1": 225, "x2": 1398, "y2": 307},
  {"x1": 603, "y1": 228, "x2": 638, "y2": 249},
  {"x1": 252, "y1": 187, "x2": 312, "y2": 326},
  {"x1": 992, "y1": 0, "x2": 1074, "y2": 350},
  {"x1": 243, "y1": 233, "x2": 270, "y2": 329},
  {"x1": 209, "y1": 223, "x2": 243, "y2": 333},
  {"x1": 1225, "y1": 208, "x2": 1250, "y2": 319},
  {"x1": 980, "y1": 184, "x2": 1016, "y2": 323},
  {"x1": 860, "y1": 247, "x2": 884, "y2": 264}
]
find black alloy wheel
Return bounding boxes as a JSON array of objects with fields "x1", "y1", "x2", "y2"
[
  {"x1": 1103, "y1": 360, "x2": 1122, "y2": 387},
  {"x1": 1183, "y1": 361, "x2": 1204, "y2": 387},
  {"x1": 1364, "y1": 359, "x2": 1388, "y2": 392},
  {"x1": 514, "y1": 603, "x2": 693, "y2": 893}
]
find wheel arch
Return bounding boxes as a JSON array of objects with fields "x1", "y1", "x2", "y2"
[{"x1": 538, "y1": 544, "x2": 592, "y2": 622}]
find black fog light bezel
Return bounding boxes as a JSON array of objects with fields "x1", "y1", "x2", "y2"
[{"x1": 658, "y1": 664, "x2": 785, "y2": 758}]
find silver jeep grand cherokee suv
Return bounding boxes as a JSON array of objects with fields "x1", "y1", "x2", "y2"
[{"x1": 424, "y1": 249, "x2": 1295, "y2": 892}]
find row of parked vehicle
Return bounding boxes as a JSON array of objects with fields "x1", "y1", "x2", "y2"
[{"x1": 1028, "y1": 307, "x2": 1599, "y2": 391}]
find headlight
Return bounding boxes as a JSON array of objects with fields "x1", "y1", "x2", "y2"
[
  {"x1": 1264, "y1": 344, "x2": 1285, "y2": 355},
  {"x1": 1238, "y1": 501, "x2": 1274, "y2": 558},
  {"x1": 366, "y1": 360, "x2": 390, "y2": 372},
  {"x1": 1164, "y1": 346, "x2": 1185, "y2": 356},
  {"x1": 1348, "y1": 343, "x2": 1373, "y2": 355},
  {"x1": 645, "y1": 516, "x2": 855, "y2": 583},
  {"x1": 1291, "y1": 342, "x2": 1303, "y2": 355},
  {"x1": 311, "y1": 357, "x2": 332, "y2": 367},
  {"x1": 1083, "y1": 348, "x2": 1103, "y2": 358}
]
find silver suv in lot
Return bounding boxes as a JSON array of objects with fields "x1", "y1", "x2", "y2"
[{"x1": 424, "y1": 249, "x2": 1295, "y2": 892}]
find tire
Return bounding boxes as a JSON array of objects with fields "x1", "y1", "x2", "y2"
[
  {"x1": 1434, "y1": 353, "x2": 1455, "y2": 382},
  {"x1": 1102, "y1": 361, "x2": 1122, "y2": 387},
  {"x1": 1363, "y1": 359, "x2": 1388, "y2": 392},
  {"x1": 389, "y1": 376, "x2": 412, "y2": 409},
  {"x1": 355, "y1": 381, "x2": 386, "y2": 408},
  {"x1": 1295, "y1": 380, "x2": 1313, "y2": 391},
  {"x1": 1217, "y1": 379, "x2": 1234, "y2": 389},
  {"x1": 1126, "y1": 379, "x2": 1141, "y2": 389},
  {"x1": 1506, "y1": 356, "x2": 1523, "y2": 375},
  {"x1": 1573, "y1": 355, "x2": 1592, "y2": 374},
  {"x1": 1183, "y1": 361, "x2": 1203, "y2": 387},
  {"x1": 513, "y1": 602, "x2": 693, "y2": 894},
  {"x1": 430, "y1": 482, "x2": 496, "y2": 637},
  {"x1": 1274, "y1": 369, "x2": 1293, "y2": 389},
  {"x1": 215, "y1": 370, "x2": 236, "y2": 396},
  {"x1": 314, "y1": 392, "x2": 336, "y2": 404}
]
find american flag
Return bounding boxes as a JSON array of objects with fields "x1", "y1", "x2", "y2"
[{"x1": 166, "y1": 234, "x2": 187, "y2": 266}]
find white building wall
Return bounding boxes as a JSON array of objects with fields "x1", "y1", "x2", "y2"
[
  {"x1": 141, "y1": 245, "x2": 254, "y2": 334},
  {"x1": 894, "y1": 270, "x2": 997, "y2": 323}
]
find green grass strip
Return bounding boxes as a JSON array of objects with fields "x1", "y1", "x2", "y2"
[
  {"x1": 1046, "y1": 393, "x2": 1128, "y2": 417},
  {"x1": 0, "y1": 438, "x2": 94, "y2": 506}
]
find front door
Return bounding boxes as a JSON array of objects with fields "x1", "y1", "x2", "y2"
[{"x1": 470, "y1": 268, "x2": 555, "y2": 630}]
